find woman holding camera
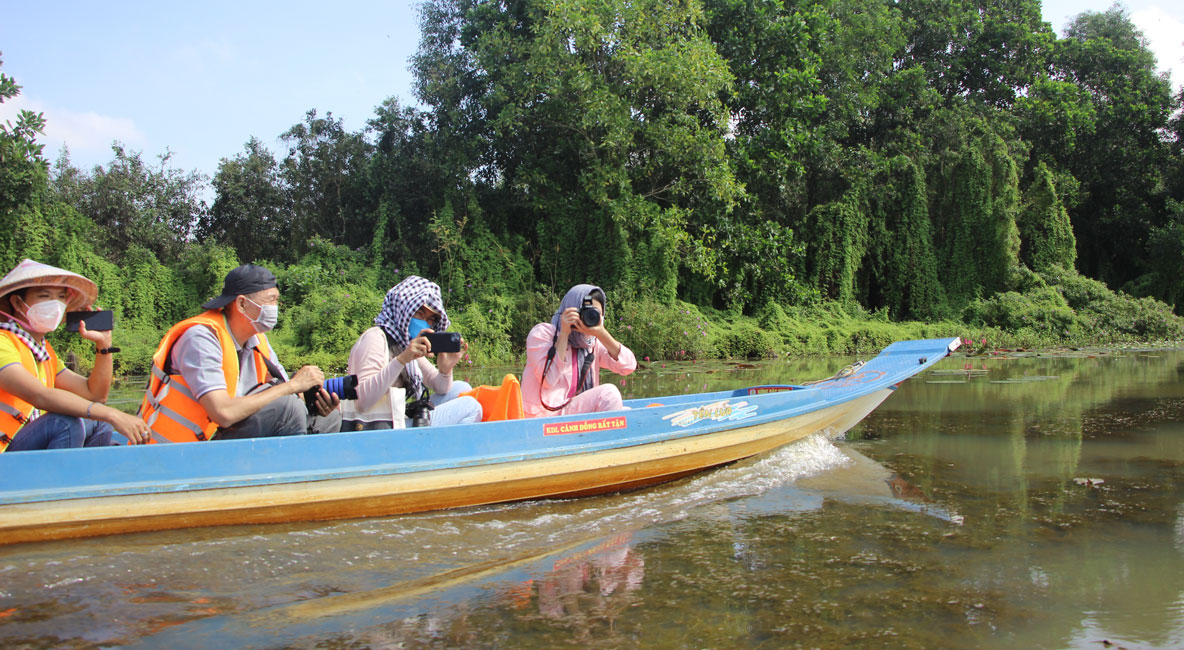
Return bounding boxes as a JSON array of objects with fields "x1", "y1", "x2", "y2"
[
  {"x1": 522, "y1": 284, "x2": 636, "y2": 418},
  {"x1": 343, "y1": 276, "x2": 481, "y2": 429}
]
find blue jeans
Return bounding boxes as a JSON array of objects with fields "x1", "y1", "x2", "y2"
[
  {"x1": 343, "y1": 381, "x2": 484, "y2": 430},
  {"x1": 417, "y1": 380, "x2": 483, "y2": 427},
  {"x1": 6, "y1": 412, "x2": 114, "y2": 451}
]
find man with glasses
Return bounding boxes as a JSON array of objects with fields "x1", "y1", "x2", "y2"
[{"x1": 139, "y1": 264, "x2": 342, "y2": 442}]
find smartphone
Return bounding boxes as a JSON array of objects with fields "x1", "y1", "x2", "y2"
[
  {"x1": 424, "y1": 331, "x2": 462, "y2": 353},
  {"x1": 65, "y1": 310, "x2": 114, "y2": 332}
]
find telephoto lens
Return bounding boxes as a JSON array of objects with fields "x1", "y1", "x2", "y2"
[
  {"x1": 322, "y1": 375, "x2": 359, "y2": 400},
  {"x1": 304, "y1": 375, "x2": 359, "y2": 412}
]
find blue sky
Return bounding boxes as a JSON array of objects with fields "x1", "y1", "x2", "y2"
[{"x1": 2, "y1": 1, "x2": 1181, "y2": 186}]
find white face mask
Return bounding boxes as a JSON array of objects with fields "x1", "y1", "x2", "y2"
[
  {"x1": 24, "y1": 299, "x2": 67, "y2": 334},
  {"x1": 242, "y1": 297, "x2": 279, "y2": 333}
]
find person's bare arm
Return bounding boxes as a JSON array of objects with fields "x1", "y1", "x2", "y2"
[
  {"x1": 53, "y1": 321, "x2": 117, "y2": 402},
  {"x1": 196, "y1": 365, "x2": 324, "y2": 428},
  {"x1": 0, "y1": 365, "x2": 149, "y2": 443}
]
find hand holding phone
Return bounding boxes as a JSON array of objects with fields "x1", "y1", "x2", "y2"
[
  {"x1": 66, "y1": 310, "x2": 114, "y2": 332},
  {"x1": 424, "y1": 331, "x2": 462, "y2": 353}
]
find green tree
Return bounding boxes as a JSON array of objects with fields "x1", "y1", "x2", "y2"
[
  {"x1": 937, "y1": 130, "x2": 1022, "y2": 307},
  {"x1": 1169, "y1": 87, "x2": 1184, "y2": 203},
  {"x1": 1049, "y1": 7, "x2": 1176, "y2": 286},
  {"x1": 363, "y1": 97, "x2": 468, "y2": 275},
  {"x1": 1125, "y1": 199, "x2": 1184, "y2": 312},
  {"x1": 805, "y1": 194, "x2": 867, "y2": 304},
  {"x1": 700, "y1": 0, "x2": 852, "y2": 309},
  {"x1": 52, "y1": 145, "x2": 208, "y2": 263},
  {"x1": 892, "y1": 0, "x2": 1051, "y2": 108},
  {"x1": 863, "y1": 155, "x2": 945, "y2": 319},
  {"x1": 414, "y1": 0, "x2": 740, "y2": 299},
  {"x1": 1014, "y1": 78, "x2": 1096, "y2": 173},
  {"x1": 0, "y1": 54, "x2": 51, "y2": 270},
  {"x1": 203, "y1": 137, "x2": 292, "y2": 263},
  {"x1": 278, "y1": 110, "x2": 373, "y2": 255},
  {"x1": 0, "y1": 54, "x2": 47, "y2": 219},
  {"x1": 1018, "y1": 161, "x2": 1076, "y2": 272}
]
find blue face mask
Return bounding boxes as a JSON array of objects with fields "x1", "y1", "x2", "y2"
[{"x1": 408, "y1": 317, "x2": 432, "y2": 340}]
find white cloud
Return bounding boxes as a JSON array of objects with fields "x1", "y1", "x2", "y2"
[
  {"x1": 0, "y1": 94, "x2": 146, "y2": 164},
  {"x1": 1131, "y1": 6, "x2": 1184, "y2": 92}
]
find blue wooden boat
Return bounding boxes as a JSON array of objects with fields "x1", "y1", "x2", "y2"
[{"x1": 0, "y1": 338, "x2": 959, "y2": 545}]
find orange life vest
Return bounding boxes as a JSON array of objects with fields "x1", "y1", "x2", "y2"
[
  {"x1": 139, "y1": 310, "x2": 275, "y2": 443},
  {"x1": 0, "y1": 330, "x2": 59, "y2": 453}
]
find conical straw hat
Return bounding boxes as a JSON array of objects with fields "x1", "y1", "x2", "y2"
[{"x1": 0, "y1": 259, "x2": 99, "y2": 312}]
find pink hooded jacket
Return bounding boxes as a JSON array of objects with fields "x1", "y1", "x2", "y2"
[{"x1": 521, "y1": 322, "x2": 637, "y2": 418}]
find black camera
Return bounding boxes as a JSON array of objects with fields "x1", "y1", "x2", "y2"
[
  {"x1": 405, "y1": 390, "x2": 434, "y2": 427},
  {"x1": 579, "y1": 297, "x2": 601, "y2": 328},
  {"x1": 304, "y1": 375, "x2": 358, "y2": 411}
]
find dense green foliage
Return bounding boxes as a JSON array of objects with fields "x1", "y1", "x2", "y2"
[{"x1": 2, "y1": 3, "x2": 1184, "y2": 377}]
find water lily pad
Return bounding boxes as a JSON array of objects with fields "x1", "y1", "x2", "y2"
[{"x1": 989, "y1": 375, "x2": 1059, "y2": 384}]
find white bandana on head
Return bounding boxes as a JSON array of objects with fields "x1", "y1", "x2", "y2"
[{"x1": 374, "y1": 276, "x2": 450, "y2": 399}]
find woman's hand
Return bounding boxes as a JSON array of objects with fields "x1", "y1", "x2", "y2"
[
  {"x1": 571, "y1": 306, "x2": 622, "y2": 359},
  {"x1": 555, "y1": 308, "x2": 581, "y2": 350},
  {"x1": 397, "y1": 332, "x2": 433, "y2": 365},
  {"x1": 571, "y1": 308, "x2": 608, "y2": 341},
  {"x1": 435, "y1": 337, "x2": 468, "y2": 374}
]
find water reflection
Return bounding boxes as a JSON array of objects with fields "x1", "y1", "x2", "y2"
[
  {"x1": 2, "y1": 349, "x2": 1183, "y2": 649},
  {"x1": 534, "y1": 532, "x2": 644, "y2": 621}
]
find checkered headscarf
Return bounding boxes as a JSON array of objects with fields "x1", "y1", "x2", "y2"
[
  {"x1": 374, "y1": 276, "x2": 450, "y2": 398},
  {"x1": 0, "y1": 321, "x2": 49, "y2": 363}
]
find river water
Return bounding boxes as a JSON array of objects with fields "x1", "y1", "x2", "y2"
[{"x1": 1, "y1": 348, "x2": 1181, "y2": 649}]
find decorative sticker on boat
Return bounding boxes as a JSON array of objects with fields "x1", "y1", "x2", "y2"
[
  {"x1": 663, "y1": 400, "x2": 758, "y2": 428},
  {"x1": 815, "y1": 370, "x2": 886, "y2": 390},
  {"x1": 747, "y1": 385, "x2": 798, "y2": 395},
  {"x1": 544, "y1": 415, "x2": 628, "y2": 436}
]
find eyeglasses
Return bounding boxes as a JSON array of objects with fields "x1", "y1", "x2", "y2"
[
  {"x1": 413, "y1": 306, "x2": 441, "y2": 325},
  {"x1": 243, "y1": 296, "x2": 283, "y2": 308}
]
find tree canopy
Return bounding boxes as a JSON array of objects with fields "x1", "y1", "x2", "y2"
[{"x1": 3, "y1": 2, "x2": 1183, "y2": 372}]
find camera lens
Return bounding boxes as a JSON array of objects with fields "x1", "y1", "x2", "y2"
[
  {"x1": 318, "y1": 376, "x2": 359, "y2": 400},
  {"x1": 579, "y1": 306, "x2": 600, "y2": 327},
  {"x1": 323, "y1": 376, "x2": 343, "y2": 397},
  {"x1": 341, "y1": 375, "x2": 359, "y2": 400}
]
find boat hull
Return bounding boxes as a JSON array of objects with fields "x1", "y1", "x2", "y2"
[
  {"x1": 0, "y1": 338, "x2": 958, "y2": 545},
  {"x1": 0, "y1": 391, "x2": 891, "y2": 544}
]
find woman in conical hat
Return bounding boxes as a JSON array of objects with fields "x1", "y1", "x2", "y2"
[{"x1": 0, "y1": 259, "x2": 150, "y2": 452}]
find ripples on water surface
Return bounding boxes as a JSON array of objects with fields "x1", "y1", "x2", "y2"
[{"x1": 1, "y1": 349, "x2": 1182, "y2": 649}]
